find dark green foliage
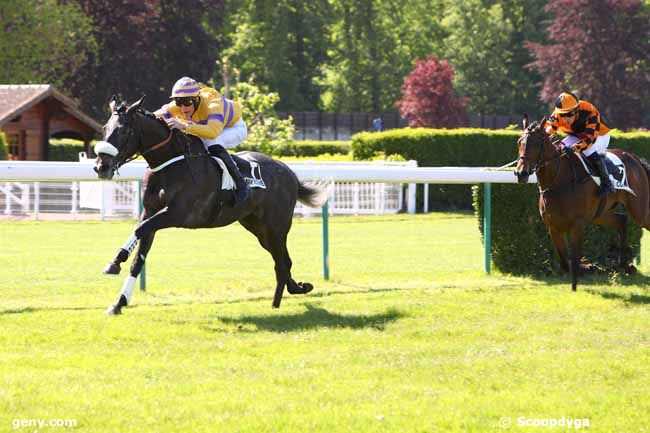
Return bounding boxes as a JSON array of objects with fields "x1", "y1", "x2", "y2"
[
  {"x1": 0, "y1": 133, "x2": 7, "y2": 160},
  {"x1": 237, "y1": 140, "x2": 351, "y2": 157},
  {"x1": 473, "y1": 183, "x2": 642, "y2": 276},
  {"x1": 48, "y1": 142, "x2": 86, "y2": 161},
  {"x1": 353, "y1": 128, "x2": 650, "y2": 209},
  {"x1": 352, "y1": 128, "x2": 521, "y2": 209}
]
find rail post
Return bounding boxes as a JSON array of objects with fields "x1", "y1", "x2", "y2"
[{"x1": 483, "y1": 183, "x2": 492, "y2": 274}]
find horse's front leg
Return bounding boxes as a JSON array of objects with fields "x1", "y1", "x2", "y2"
[
  {"x1": 103, "y1": 232, "x2": 139, "y2": 275},
  {"x1": 104, "y1": 232, "x2": 155, "y2": 315},
  {"x1": 104, "y1": 207, "x2": 179, "y2": 315},
  {"x1": 568, "y1": 225, "x2": 585, "y2": 292}
]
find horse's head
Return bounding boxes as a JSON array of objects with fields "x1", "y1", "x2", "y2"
[
  {"x1": 94, "y1": 96, "x2": 145, "y2": 179},
  {"x1": 515, "y1": 114, "x2": 550, "y2": 183}
]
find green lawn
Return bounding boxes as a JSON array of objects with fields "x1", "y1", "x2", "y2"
[{"x1": 1, "y1": 213, "x2": 649, "y2": 432}]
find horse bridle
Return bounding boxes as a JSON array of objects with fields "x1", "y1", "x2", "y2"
[
  {"x1": 517, "y1": 129, "x2": 563, "y2": 176},
  {"x1": 104, "y1": 110, "x2": 172, "y2": 174}
]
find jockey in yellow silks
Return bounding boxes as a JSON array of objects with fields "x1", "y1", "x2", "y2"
[{"x1": 155, "y1": 76, "x2": 250, "y2": 202}]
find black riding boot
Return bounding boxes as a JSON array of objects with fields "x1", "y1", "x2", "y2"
[
  {"x1": 588, "y1": 152, "x2": 614, "y2": 196},
  {"x1": 208, "y1": 145, "x2": 250, "y2": 202}
]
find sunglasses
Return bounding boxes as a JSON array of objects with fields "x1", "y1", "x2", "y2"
[
  {"x1": 559, "y1": 111, "x2": 577, "y2": 118},
  {"x1": 175, "y1": 97, "x2": 196, "y2": 107}
]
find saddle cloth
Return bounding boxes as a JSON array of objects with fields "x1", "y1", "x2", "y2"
[
  {"x1": 577, "y1": 152, "x2": 635, "y2": 195},
  {"x1": 211, "y1": 153, "x2": 267, "y2": 191}
]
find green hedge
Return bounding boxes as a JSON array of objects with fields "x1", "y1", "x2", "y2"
[
  {"x1": 472, "y1": 183, "x2": 642, "y2": 275},
  {"x1": 237, "y1": 140, "x2": 351, "y2": 157},
  {"x1": 49, "y1": 140, "x2": 86, "y2": 161},
  {"x1": 0, "y1": 132, "x2": 7, "y2": 160},
  {"x1": 352, "y1": 128, "x2": 650, "y2": 209}
]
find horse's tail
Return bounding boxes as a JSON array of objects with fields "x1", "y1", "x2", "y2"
[{"x1": 297, "y1": 180, "x2": 332, "y2": 208}]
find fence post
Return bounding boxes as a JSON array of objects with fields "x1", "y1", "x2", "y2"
[
  {"x1": 4, "y1": 182, "x2": 10, "y2": 214},
  {"x1": 33, "y1": 182, "x2": 40, "y2": 221},
  {"x1": 322, "y1": 201, "x2": 330, "y2": 280},
  {"x1": 138, "y1": 180, "x2": 146, "y2": 291},
  {"x1": 483, "y1": 183, "x2": 492, "y2": 274},
  {"x1": 407, "y1": 160, "x2": 417, "y2": 214},
  {"x1": 70, "y1": 182, "x2": 78, "y2": 219},
  {"x1": 424, "y1": 184, "x2": 429, "y2": 213}
]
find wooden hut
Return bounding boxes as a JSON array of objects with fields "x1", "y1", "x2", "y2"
[{"x1": 0, "y1": 85, "x2": 102, "y2": 160}]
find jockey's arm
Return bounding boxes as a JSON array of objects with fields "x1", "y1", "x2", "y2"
[
  {"x1": 574, "y1": 110, "x2": 601, "y2": 152},
  {"x1": 154, "y1": 104, "x2": 173, "y2": 120},
  {"x1": 544, "y1": 115, "x2": 560, "y2": 136},
  {"x1": 185, "y1": 103, "x2": 225, "y2": 139}
]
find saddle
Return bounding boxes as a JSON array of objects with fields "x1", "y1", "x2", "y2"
[
  {"x1": 577, "y1": 152, "x2": 635, "y2": 195},
  {"x1": 208, "y1": 152, "x2": 266, "y2": 191}
]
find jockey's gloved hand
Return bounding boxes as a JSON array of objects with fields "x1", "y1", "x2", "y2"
[
  {"x1": 550, "y1": 135, "x2": 562, "y2": 146},
  {"x1": 165, "y1": 117, "x2": 186, "y2": 131},
  {"x1": 562, "y1": 144, "x2": 575, "y2": 154}
]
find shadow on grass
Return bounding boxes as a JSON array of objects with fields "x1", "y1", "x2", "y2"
[
  {"x1": 534, "y1": 268, "x2": 650, "y2": 287},
  {"x1": 205, "y1": 303, "x2": 406, "y2": 333},
  {"x1": 584, "y1": 289, "x2": 650, "y2": 305}
]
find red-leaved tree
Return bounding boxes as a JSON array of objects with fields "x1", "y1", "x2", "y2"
[
  {"x1": 526, "y1": 0, "x2": 650, "y2": 129},
  {"x1": 395, "y1": 55, "x2": 468, "y2": 128}
]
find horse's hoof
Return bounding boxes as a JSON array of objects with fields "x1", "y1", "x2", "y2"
[
  {"x1": 104, "y1": 295, "x2": 127, "y2": 315},
  {"x1": 104, "y1": 304, "x2": 122, "y2": 315},
  {"x1": 103, "y1": 262, "x2": 121, "y2": 275},
  {"x1": 298, "y1": 282, "x2": 314, "y2": 294}
]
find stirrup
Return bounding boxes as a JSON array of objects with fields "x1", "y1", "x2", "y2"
[
  {"x1": 599, "y1": 182, "x2": 614, "y2": 196},
  {"x1": 234, "y1": 180, "x2": 250, "y2": 202}
]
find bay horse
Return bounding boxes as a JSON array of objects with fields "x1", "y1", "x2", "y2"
[
  {"x1": 94, "y1": 96, "x2": 328, "y2": 314},
  {"x1": 515, "y1": 115, "x2": 650, "y2": 291}
]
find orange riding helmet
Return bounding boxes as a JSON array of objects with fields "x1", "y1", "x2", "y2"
[{"x1": 554, "y1": 91, "x2": 579, "y2": 114}]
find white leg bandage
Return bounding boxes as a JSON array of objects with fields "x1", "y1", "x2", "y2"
[
  {"x1": 119, "y1": 276, "x2": 137, "y2": 304},
  {"x1": 122, "y1": 234, "x2": 138, "y2": 254}
]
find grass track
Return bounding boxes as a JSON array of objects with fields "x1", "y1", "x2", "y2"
[{"x1": 1, "y1": 213, "x2": 649, "y2": 432}]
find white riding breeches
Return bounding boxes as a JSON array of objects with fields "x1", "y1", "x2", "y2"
[
  {"x1": 563, "y1": 133, "x2": 610, "y2": 157},
  {"x1": 200, "y1": 119, "x2": 248, "y2": 150}
]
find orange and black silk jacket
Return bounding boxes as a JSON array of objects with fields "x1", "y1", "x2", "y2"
[{"x1": 543, "y1": 100, "x2": 610, "y2": 152}]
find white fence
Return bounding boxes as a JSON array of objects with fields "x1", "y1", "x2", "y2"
[{"x1": 0, "y1": 159, "x2": 422, "y2": 219}]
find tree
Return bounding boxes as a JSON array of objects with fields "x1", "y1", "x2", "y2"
[
  {"x1": 221, "y1": 0, "x2": 334, "y2": 111},
  {"x1": 441, "y1": 0, "x2": 515, "y2": 115},
  {"x1": 395, "y1": 55, "x2": 467, "y2": 128},
  {"x1": 68, "y1": 0, "x2": 224, "y2": 120},
  {"x1": 321, "y1": 0, "x2": 446, "y2": 113},
  {"x1": 0, "y1": 0, "x2": 97, "y2": 89},
  {"x1": 527, "y1": 0, "x2": 650, "y2": 129},
  {"x1": 223, "y1": 80, "x2": 295, "y2": 155}
]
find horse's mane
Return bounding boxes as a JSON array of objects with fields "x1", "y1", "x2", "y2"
[
  {"x1": 526, "y1": 120, "x2": 543, "y2": 132},
  {"x1": 139, "y1": 108, "x2": 169, "y2": 129}
]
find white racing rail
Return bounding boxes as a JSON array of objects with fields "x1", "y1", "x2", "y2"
[{"x1": 0, "y1": 160, "x2": 534, "y2": 184}]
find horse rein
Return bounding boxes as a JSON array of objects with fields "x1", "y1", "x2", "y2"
[{"x1": 517, "y1": 131, "x2": 565, "y2": 175}]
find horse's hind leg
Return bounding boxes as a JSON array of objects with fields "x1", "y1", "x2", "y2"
[
  {"x1": 239, "y1": 215, "x2": 295, "y2": 308},
  {"x1": 593, "y1": 211, "x2": 628, "y2": 270}
]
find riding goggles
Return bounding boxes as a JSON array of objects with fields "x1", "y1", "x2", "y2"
[
  {"x1": 559, "y1": 110, "x2": 577, "y2": 118},
  {"x1": 174, "y1": 97, "x2": 197, "y2": 107}
]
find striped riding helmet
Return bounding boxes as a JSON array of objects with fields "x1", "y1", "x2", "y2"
[
  {"x1": 170, "y1": 76, "x2": 201, "y2": 98},
  {"x1": 554, "y1": 92, "x2": 579, "y2": 114}
]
